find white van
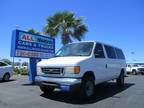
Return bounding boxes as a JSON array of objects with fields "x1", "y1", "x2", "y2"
[{"x1": 35, "y1": 41, "x2": 126, "y2": 98}]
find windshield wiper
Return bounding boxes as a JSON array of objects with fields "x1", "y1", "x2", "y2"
[{"x1": 55, "y1": 54, "x2": 86, "y2": 57}]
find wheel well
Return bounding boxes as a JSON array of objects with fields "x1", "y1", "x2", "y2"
[
  {"x1": 120, "y1": 68, "x2": 126, "y2": 75},
  {"x1": 121, "y1": 69, "x2": 125, "y2": 73},
  {"x1": 118, "y1": 69, "x2": 125, "y2": 76},
  {"x1": 132, "y1": 69, "x2": 136, "y2": 72},
  {"x1": 82, "y1": 71, "x2": 95, "y2": 81},
  {"x1": 4, "y1": 72, "x2": 10, "y2": 76}
]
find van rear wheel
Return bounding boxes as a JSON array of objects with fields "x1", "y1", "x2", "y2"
[{"x1": 117, "y1": 71, "x2": 124, "y2": 86}]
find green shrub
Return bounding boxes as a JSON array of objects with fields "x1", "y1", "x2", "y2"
[{"x1": 13, "y1": 68, "x2": 29, "y2": 75}]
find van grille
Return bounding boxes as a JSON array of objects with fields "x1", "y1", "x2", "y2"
[
  {"x1": 41, "y1": 67, "x2": 63, "y2": 75},
  {"x1": 138, "y1": 68, "x2": 144, "y2": 72}
]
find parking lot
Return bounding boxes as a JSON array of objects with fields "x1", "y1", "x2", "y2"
[{"x1": 0, "y1": 75, "x2": 144, "y2": 108}]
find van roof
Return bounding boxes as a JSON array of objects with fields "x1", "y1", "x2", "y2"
[{"x1": 69, "y1": 41, "x2": 122, "y2": 50}]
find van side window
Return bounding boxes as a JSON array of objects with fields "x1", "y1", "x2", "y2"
[
  {"x1": 94, "y1": 43, "x2": 105, "y2": 58},
  {"x1": 115, "y1": 48, "x2": 125, "y2": 59},
  {"x1": 104, "y1": 45, "x2": 116, "y2": 59}
]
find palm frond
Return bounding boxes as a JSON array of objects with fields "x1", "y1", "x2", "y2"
[{"x1": 44, "y1": 11, "x2": 88, "y2": 45}]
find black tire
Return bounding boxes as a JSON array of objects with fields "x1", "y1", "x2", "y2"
[
  {"x1": 81, "y1": 76, "x2": 95, "y2": 99},
  {"x1": 40, "y1": 86, "x2": 54, "y2": 95},
  {"x1": 132, "y1": 70, "x2": 137, "y2": 75},
  {"x1": 127, "y1": 72, "x2": 130, "y2": 75},
  {"x1": 2, "y1": 73, "x2": 10, "y2": 81},
  {"x1": 117, "y1": 71, "x2": 124, "y2": 86}
]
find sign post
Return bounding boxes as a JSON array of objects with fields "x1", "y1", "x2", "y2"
[
  {"x1": 11, "y1": 29, "x2": 55, "y2": 84},
  {"x1": 29, "y1": 58, "x2": 37, "y2": 84}
]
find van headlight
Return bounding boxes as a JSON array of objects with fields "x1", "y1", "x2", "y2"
[
  {"x1": 64, "y1": 66, "x2": 80, "y2": 74},
  {"x1": 37, "y1": 66, "x2": 42, "y2": 74}
]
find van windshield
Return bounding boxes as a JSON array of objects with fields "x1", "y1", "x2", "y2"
[{"x1": 55, "y1": 42, "x2": 94, "y2": 57}]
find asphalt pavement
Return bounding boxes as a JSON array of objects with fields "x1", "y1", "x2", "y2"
[{"x1": 0, "y1": 75, "x2": 144, "y2": 108}]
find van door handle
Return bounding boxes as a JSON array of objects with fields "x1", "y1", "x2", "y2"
[{"x1": 105, "y1": 64, "x2": 108, "y2": 68}]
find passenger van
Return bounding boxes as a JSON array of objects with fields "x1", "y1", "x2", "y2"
[{"x1": 35, "y1": 41, "x2": 126, "y2": 98}]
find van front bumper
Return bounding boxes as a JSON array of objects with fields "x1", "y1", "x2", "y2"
[{"x1": 35, "y1": 76, "x2": 82, "y2": 92}]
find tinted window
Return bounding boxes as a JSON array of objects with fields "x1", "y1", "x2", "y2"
[
  {"x1": 104, "y1": 45, "x2": 116, "y2": 59},
  {"x1": 115, "y1": 48, "x2": 125, "y2": 59},
  {"x1": 0, "y1": 62, "x2": 7, "y2": 66},
  {"x1": 133, "y1": 65, "x2": 138, "y2": 67},
  {"x1": 128, "y1": 65, "x2": 131, "y2": 67},
  {"x1": 94, "y1": 43, "x2": 105, "y2": 58}
]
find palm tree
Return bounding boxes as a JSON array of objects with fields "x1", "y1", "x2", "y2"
[
  {"x1": 27, "y1": 28, "x2": 40, "y2": 35},
  {"x1": 44, "y1": 11, "x2": 88, "y2": 45}
]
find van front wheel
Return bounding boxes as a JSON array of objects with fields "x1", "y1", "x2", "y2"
[
  {"x1": 81, "y1": 76, "x2": 95, "y2": 99},
  {"x1": 117, "y1": 71, "x2": 124, "y2": 86}
]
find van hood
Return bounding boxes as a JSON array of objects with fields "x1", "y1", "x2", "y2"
[{"x1": 37, "y1": 56, "x2": 89, "y2": 67}]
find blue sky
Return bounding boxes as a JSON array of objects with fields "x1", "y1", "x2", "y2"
[{"x1": 0, "y1": 0, "x2": 144, "y2": 62}]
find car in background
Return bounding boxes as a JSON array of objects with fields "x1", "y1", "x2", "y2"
[
  {"x1": 126, "y1": 64, "x2": 144, "y2": 75},
  {"x1": 14, "y1": 62, "x2": 28, "y2": 69},
  {"x1": 0, "y1": 61, "x2": 13, "y2": 81}
]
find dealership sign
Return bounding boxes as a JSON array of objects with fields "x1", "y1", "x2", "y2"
[{"x1": 11, "y1": 30, "x2": 55, "y2": 59}]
